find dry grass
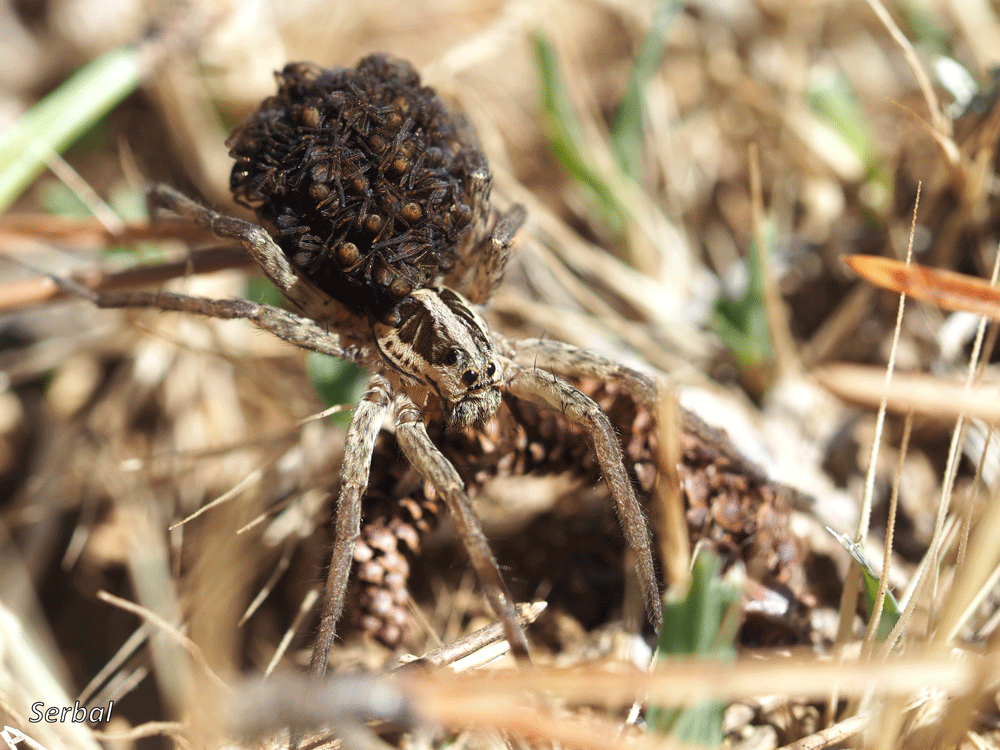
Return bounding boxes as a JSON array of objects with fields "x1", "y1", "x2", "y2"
[{"x1": 4, "y1": 0, "x2": 1000, "y2": 748}]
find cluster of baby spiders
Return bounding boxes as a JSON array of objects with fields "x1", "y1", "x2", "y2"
[{"x1": 64, "y1": 54, "x2": 662, "y2": 677}]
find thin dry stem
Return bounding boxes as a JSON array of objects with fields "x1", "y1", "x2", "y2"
[
  {"x1": 397, "y1": 602, "x2": 546, "y2": 671},
  {"x1": 830, "y1": 183, "x2": 920, "y2": 724},
  {"x1": 653, "y1": 377, "x2": 689, "y2": 593},
  {"x1": 44, "y1": 151, "x2": 125, "y2": 232},
  {"x1": 0, "y1": 215, "x2": 212, "y2": 246},
  {"x1": 861, "y1": 184, "x2": 920, "y2": 544},
  {"x1": 96, "y1": 590, "x2": 228, "y2": 695},
  {"x1": 924, "y1": 244, "x2": 1000, "y2": 646},
  {"x1": 866, "y1": 0, "x2": 948, "y2": 137},
  {"x1": 167, "y1": 465, "x2": 264, "y2": 531},
  {"x1": 0, "y1": 246, "x2": 252, "y2": 313},
  {"x1": 748, "y1": 142, "x2": 799, "y2": 379},
  {"x1": 777, "y1": 711, "x2": 869, "y2": 750},
  {"x1": 862, "y1": 413, "x2": 911, "y2": 660},
  {"x1": 77, "y1": 626, "x2": 149, "y2": 706},
  {"x1": 91, "y1": 721, "x2": 188, "y2": 747},
  {"x1": 239, "y1": 539, "x2": 295, "y2": 623},
  {"x1": 265, "y1": 587, "x2": 319, "y2": 677}
]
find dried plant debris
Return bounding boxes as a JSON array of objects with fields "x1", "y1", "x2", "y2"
[
  {"x1": 894, "y1": 82, "x2": 1000, "y2": 274},
  {"x1": 350, "y1": 377, "x2": 809, "y2": 650},
  {"x1": 228, "y1": 54, "x2": 491, "y2": 317}
]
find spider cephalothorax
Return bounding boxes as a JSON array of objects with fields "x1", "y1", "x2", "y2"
[{"x1": 373, "y1": 287, "x2": 503, "y2": 426}]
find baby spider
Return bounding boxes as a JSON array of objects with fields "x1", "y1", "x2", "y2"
[{"x1": 63, "y1": 56, "x2": 661, "y2": 678}]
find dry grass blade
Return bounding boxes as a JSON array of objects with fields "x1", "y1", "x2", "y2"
[
  {"x1": 862, "y1": 414, "x2": 911, "y2": 659},
  {"x1": 831, "y1": 195, "x2": 917, "y2": 728},
  {"x1": 865, "y1": 0, "x2": 947, "y2": 137},
  {"x1": 778, "y1": 711, "x2": 871, "y2": 750},
  {"x1": 0, "y1": 215, "x2": 217, "y2": 247},
  {"x1": 167, "y1": 466, "x2": 264, "y2": 531},
  {"x1": 778, "y1": 692, "x2": 929, "y2": 750},
  {"x1": 0, "y1": 544, "x2": 104, "y2": 750},
  {"x1": 844, "y1": 254, "x2": 1000, "y2": 320},
  {"x1": 405, "y1": 655, "x2": 981, "y2": 713},
  {"x1": 748, "y1": 142, "x2": 799, "y2": 379},
  {"x1": 95, "y1": 591, "x2": 228, "y2": 695},
  {"x1": 397, "y1": 602, "x2": 547, "y2": 671},
  {"x1": 91, "y1": 721, "x2": 187, "y2": 746},
  {"x1": 812, "y1": 364, "x2": 1000, "y2": 423},
  {"x1": 264, "y1": 587, "x2": 319, "y2": 677},
  {"x1": 652, "y1": 378, "x2": 689, "y2": 592},
  {"x1": 0, "y1": 246, "x2": 252, "y2": 313},
  {"x1": 933, "y1": 468, "x2": 1000, "y2": 645}
]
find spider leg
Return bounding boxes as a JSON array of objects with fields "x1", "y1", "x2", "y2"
[
  {"x1": 393, "y1": 394, "x2": 532, "y2": 660},
  {"x1": 51, "y1": 275, "x2": 357, "y2": 361},
  {"x1": 461, "y1": 205, "x2": 526, "y2": 305},
  {"x1": 507, "y1": 338, "x2": 656, "y2": 405},
  {"x1": 310, "y1": 375, "x2": 393, "y2": 679},
  {"x1": 147, "y1": 184, "x2": 335, "y2": 319},
  {"x1": 504, "y1": 361, "x2": 662, "y2": 631}
]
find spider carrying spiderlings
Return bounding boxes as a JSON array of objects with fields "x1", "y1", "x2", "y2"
[{"x1": 59, "y1": 54, "x2": 662, "y2": 677}]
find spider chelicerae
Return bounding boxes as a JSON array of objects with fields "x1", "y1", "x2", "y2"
[{"x1": 59, "y1": 54, "x2": 662, "y2": 677}]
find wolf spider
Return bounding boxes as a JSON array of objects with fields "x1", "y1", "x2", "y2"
[{"x1": 62, "y1": 182, "x2": 661, "y2": 677}]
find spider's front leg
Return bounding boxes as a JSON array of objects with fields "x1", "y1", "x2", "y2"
[
  {"x1": 457, "y1": 205, "x2": 526, "y2": 305},
  {"x1": 393, "y1": 394, "x2": 532, "y2": 661},
  {"x1": 310, "y1": 375, "x2": 393, "y2": 679},
  {"x1": 147, "y1": 184, "x2": 335, "y2": 320},
  {"x1": 508, "y1": 338, "x2": 657, "y2": 405},
  {"x1": 503, "y1": 357, "x2": 663, "y2": 631}
]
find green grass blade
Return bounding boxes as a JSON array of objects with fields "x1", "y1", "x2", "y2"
[
  {"x1": 805, "y1": 70, "x2": 886, "y2": 187},
  {"x1": 647, "y1": 551, "x2": 739, "y2": 744},
  {"x1": 711, "y1": 221, "x2": 775, "y2": 369},
  {"x1": 0, "y1": 46, "x2": 142, "y2": 214},
  {"x1": 532, "y1": 33, "x2": 625, "y2": 232},
  {"x1": 611, "y1": 0, "x2": 681, "y2": 179},
  {"x1": 827, "y1": 527, "x2": 901, "y2": 640}
]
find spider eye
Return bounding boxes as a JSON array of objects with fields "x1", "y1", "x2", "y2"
[
  {"x1": 486, "y1": 362, "x2": 496, "y2": 378},
  {"x1": 445, "y1": 349, "x2": 460, "y2": 366},
  {"x1": 461, "y1": 370, "x2": 478, "y2": 386}
]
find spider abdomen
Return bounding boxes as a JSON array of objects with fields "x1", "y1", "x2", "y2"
[{"x1": 228, "y1": 54, "x2": 491, "y2": 318}]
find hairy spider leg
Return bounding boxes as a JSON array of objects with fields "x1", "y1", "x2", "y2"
[
  {"x1": 49, "y1": 275, "x2": 356, "y2": 362},
  {"x1": 394, "y1": 393, "x2": 531, "y2": 660},
  {"x1": 464, "y1": 205, "x2": 527, "y2": 306},
  {"x1": 310, "y1": 375, "x2": 392, "y2": 679},
  {"x1": 509, "y1": 338, "x2": 658, "y2": 405},
  {"x1": 147, "y1": 184, "x2": 342, "y2": 326},
  {"x1": 503, "y1": 342, "x2": 663, "y2": 631}
]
